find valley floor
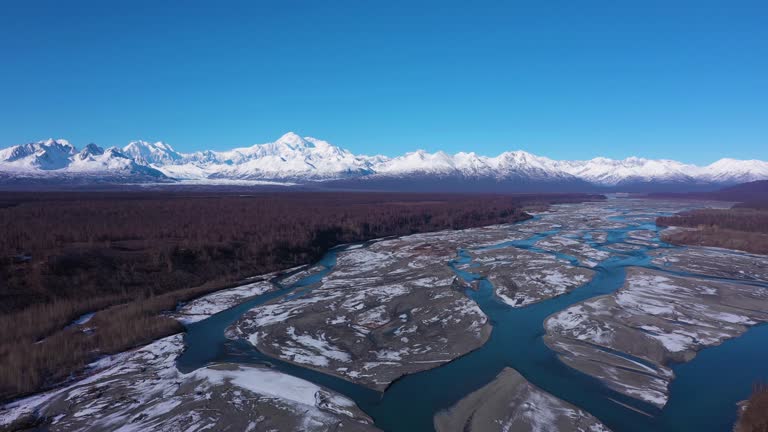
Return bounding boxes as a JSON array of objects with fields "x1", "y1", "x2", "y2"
[{"x1": 2, "y1": 197, "x2": 767, "y2": 432}]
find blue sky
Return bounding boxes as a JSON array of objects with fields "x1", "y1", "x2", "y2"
[{"x1": 1, "y1": 0, "x2": 766, "y2": 164}]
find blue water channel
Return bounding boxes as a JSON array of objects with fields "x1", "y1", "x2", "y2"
[{"x1": 176, "y1": 202, "x2": 768, "y2": 432}]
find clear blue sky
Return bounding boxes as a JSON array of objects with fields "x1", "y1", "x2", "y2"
[{"x1": 1, "y1": 0, "x2": 766, "y2": 163}]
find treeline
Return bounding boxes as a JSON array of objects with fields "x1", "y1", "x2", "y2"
[
  {"x1": 735, "y1": 201, "x2": 768, "y2": 210},
  {"x1": 648, "y1": 180, "x2": 768, "y2": 204},
  {"x1": 656, "y1": 208, "x2": 768, "y2": 233},
  {"x1": 0, "y1": 191, "x2": 602, "y2": 402},
  {"x1": 656, "y1": 207, "x2": 768, "y2": 254},
  {"x1": 735, "y1": 382, "x2": 768, "y2": 432},
  {"x1": 0, "y1": 192, "x2": 543, "y2": 310}
]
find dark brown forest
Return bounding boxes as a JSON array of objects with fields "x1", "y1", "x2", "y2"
[
  {"x1": 0, "y1": 191, "x2": 602, "y2": 402},
  {"x1": 735, "y1": 383, "x2": 768, "y2": 432},
  {"x1": 656, "y1": 205, "x2": 768, "y2": 254}
]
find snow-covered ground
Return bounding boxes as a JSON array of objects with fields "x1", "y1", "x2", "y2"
[
  {"x1": 435, "y1": 367, "x2": 610, "y2": 432},
  {"x1": 2, "y1": 274, "x2": 381, "y2": 432},
  {"x1": 461, "y1": 247, "x2": 594, "y2": 307},
  {"x1": 535, "y1": 235, "x2": 610, "y2": 267},
  {"x1": 173, "y1": 280, "x2": 277, "y2": 324},
  {"x1": 0, "y1": 335, "x2": 378, "y2": 432},
  {"x1": 227, "y1": 231, "x2": 496, "y2": 390},
  {"x1": 650, "y1": 246, "x2": 768, "y2": 281},
  {"x1": 545, "y1": 267, "x2": 768, "y2": 408}
]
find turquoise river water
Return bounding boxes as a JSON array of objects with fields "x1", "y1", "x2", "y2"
[{"x1": 177, "y1": 202, "x2": 768, "y2": 432}]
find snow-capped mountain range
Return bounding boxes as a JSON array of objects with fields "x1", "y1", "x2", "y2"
[
  {"x1": 0, "y1": 139, "x2": 165, "y2": 180},
  {"x1": 1, "y1": 132, "x2": 767, "y2": 191}
]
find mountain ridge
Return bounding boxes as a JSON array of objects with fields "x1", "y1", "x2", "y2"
[{"x1": 1, "y1": 132, "x2": 766, "y2": 191}]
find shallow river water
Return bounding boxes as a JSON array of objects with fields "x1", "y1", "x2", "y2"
[{"x1": 177, "y1": 200, "x2": 768, "y2": 432}]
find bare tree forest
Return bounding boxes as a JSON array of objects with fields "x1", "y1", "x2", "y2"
[
  {"x1": 735, "y1": 382, "x2": 768, "y2": 432},
  {"x1": 656, "y1": 205, "x2": 768, "y2": 254},
  {"x1": 0, "y1": 191, "x2": 601, "y2": 402}
]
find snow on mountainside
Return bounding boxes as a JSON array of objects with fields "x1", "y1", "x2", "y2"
[
  {"x1": 699, "y1": 158, "x2": 768, "y2": 184},
  {"x1": 556, "y1": 157, "x2": 698, "y2": 186},
  {"x1": 1, "y1": 133, "x2": 766, "y2": 189},
  {"x1": 0, "y1": 139, "x2": 77, "y2": 171},
  {"x1": 204, "y1": 133, "x2": 376, "y2": 180},
  {"x1": 373, "y1": 150, "x2": 578, "y2": 182},
  {"x1": 490, "y1": 151, "x2": 575, "y2": 181},
  {"x1": 122, "y1": 140, "x2": 183, "y2": 166},
  {"x1": 135, "y1": 132, "x2": 377, "y2": 181},
  {"x1": 0, "y1": 139, "x2": 166, "y2": 180},
  {"x1": 373, "y1": 150, "x2": 466, "y2": 176}
]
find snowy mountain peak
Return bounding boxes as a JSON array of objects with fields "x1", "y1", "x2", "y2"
[
  {"x1": 375, "y1": 150, "x2": 455, "y2": 175},
  {"x1": 556, "y1": 156, "x2": 697, "y2": 185},
  {"x1": 303, "y1": 137, "x2": 350, "y2": 157},
  {"x1": 0, "y1": 138, "x2": 77, "y2": 170},
  {"x1": 41, "y1": 138, "x2": 73, "y2": 148},
  {"x1": 123, "y1": 140, "x2": 182, "y2": 166},
  {"x1": 239, "y1": 133, "x2": 352, "y2": 159},
  {"x1": 702, "y1": 158, "x2": 768, "y2": 183},
  {"x1": 273, "y1": 132, "x2": 307, "y2": 147},
  {"x1": 78, "y1": 143, "x2": 105, "y2": 159},
  {"x1": 496, "y1": 150, "x2": 542, "y2": 163},
  {"x1": 158, "y1": 132, "x2": 374, "y2": 181},
  {"x1": 624, "y1": 156, "x2": 647, "y2": 164},
  {"x1": 708, "y1": 157, "x2": 767, "y2": 168}
]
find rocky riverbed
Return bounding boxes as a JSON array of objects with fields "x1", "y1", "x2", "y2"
[
  {"x1": 226, "y1": 219, "x2": 606, "y2": 391},
  {"x1": 0, "y1": 335, "x2": 378, "y2": 432},
  {"x1": 458, "y1": 247, "x2": 595, "y2": 307},
  {"x1": 649, "y1": 244, "x2": 768, "y2": 282},
  {"x1": 545, "y1": 267, "x2": 768, "y2": 408},
  {"x1": 173, "y1": 278, "x2": 277, "y2": 324},
  {"x1": 434, "y1": 368, "x2": 610, "y2": 432},
  {"x1": 226, "y1": 233, "x2": 494, "y2": 391}
]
